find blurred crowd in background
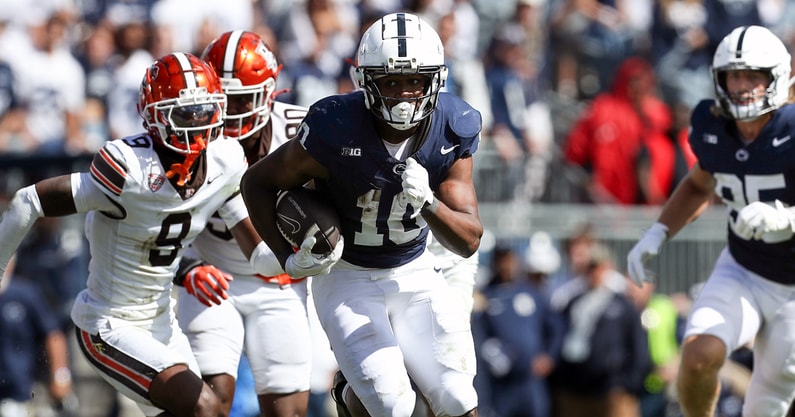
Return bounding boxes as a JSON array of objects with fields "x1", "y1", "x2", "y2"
[
  {"x1": 2, "y1": 0, "x2": 794, "y2": 204},
  {"x1": 0, "y1": 0, "x2": 786, "y2": 416}
]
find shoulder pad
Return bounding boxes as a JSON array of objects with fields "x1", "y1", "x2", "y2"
[
  {"x1": 690, "y1": 99, "x2": 721, "y2": 126},
  {"x1": 210, "y1": 138, "x2": 247, "y2": 167},
  {"x1": 310, "y1": 94, "x2": 348, "y2": 112},
  {"x1": 90, "y1": 140, "x2": 131, "y2": 197},
  {"x1": 443, "y1": 94, "x2": 481, "y2": 138},
  {"x1": 775, "y1": 102, "x2": 795, "y2": 119}
]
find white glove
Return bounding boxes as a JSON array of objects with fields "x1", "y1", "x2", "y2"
[
  {"x1": 735, "y1": 200, "x2": 795, "y2": 242},
  {"x1": 285, "y1": 235, "x2": 344, "y2": 278},
  {"x1": 626, "y1": 222, "x2": 668, "y2": 287},
  {"x1": 401, "y1": 157, "x2": 434, "y2": 209}
]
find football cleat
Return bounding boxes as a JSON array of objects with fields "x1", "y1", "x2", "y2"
[{"x1": 331, "y1": 370, "x2": 352, "y2": 417}]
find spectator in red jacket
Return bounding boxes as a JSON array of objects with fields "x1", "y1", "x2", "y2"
[{"x1": 563, "y1": 56, "x2": 674, "y2": 205}]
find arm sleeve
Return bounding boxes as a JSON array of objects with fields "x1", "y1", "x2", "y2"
[
  {"x1": 1, "y1": 171, "x2": 120, "y2": 278},
  {"x1": 217, "y1": 192, "x2": 249, "y2": 230},
  {"x1": 173, "y1": 256, "x2": 205, "y2": 286},
  {"x1": 249, "y1": 241, "x2": 285, "y2": 276},
  {"x1": 0, "y1": 185, "x2": 44, "y2": 276}
]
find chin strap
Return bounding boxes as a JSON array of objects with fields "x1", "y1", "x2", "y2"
[
  {"x1": 165, "y1": 137, "x2": 206, "y2": 187},
  {"x1": 166, "y1": 154, "x2": 197, "y2": 187}
]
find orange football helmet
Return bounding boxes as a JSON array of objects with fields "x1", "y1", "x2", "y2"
[
  {"x1": 201, "y1": 30, "x2": 281, "y2": 140},
  {"x1": 137, "y1": 52, "x2": 226, "y2": 155}
]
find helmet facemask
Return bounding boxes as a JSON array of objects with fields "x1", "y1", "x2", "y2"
[
  {"x1": 137, "y1": 52, "x2": 227, "y2": 187},
  {"x1": 357, "y1": 66, "x2": 447, "y2": 130},
  {"x1": 220, "y1": 75, "x2": 277, "y2": 140},
  {"x1": 144, "y1": 89, "x2": 226, "y2": 155},
  {"x1": 146, "y1": 94, "x2": 225, "y2": 187},
  {"x1": 202, "y1": 30, "x2": 282, "y2": 140},
  {"x1": 714, "y1": 68, "x2": 779, "y2": 121}
]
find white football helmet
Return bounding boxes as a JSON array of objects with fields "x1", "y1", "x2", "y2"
[
  {"x1": 711, "y1": 25, "x2": 791, "y2": 121},
  {"x1": 354, "y1": 12, "x2": 448, "y2": 130}
]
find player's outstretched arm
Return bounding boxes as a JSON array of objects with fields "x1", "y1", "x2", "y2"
[
  {"x1": 656, "y1": 164, "x2": 715, "y2": 237},
  {"x1": 627, "y1": 164, "x2": 715, "y2": 287},
  {"x1": 0, "y1": 175, "x2": 76, "y2": 279}
]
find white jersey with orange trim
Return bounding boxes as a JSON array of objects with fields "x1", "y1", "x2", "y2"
[
  {"x1": 176, "y1": 101, "x2": 312, "y2": 394},
  {"x1": 70, "y1": 134, "x2": 248, "y2": 333},
  {"x1": 188, "y1": 100, "x2": 307, "y2": 278}
]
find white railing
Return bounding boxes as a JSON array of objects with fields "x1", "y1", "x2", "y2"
[{"x1": 477, "y1": 202, "x2": 728, "y2": 295}]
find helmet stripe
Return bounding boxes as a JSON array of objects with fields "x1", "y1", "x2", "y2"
[
  {"x1": 396, "y1": 13, "x2": 407, "y2": 57},
  {"x1": 735, "y1": 26, "x2": 748, "y2": 59},
  {"x1": 174, "y1": 52, "x2": 198, "y2": 88},
  {"x1": 224, "y1": 30, "x2": 244, "y2": 78}
]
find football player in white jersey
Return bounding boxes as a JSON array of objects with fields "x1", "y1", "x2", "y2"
[
  {"x1": 174, "y1": 30, "x2": 312, "y2": 417},
  {"x1": 0, "y1": 52, "x2": 274, "y2": 417}
]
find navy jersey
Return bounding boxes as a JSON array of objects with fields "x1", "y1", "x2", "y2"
[
  {"x1": 298, "y1": 91, "x2": 481, "y2": 268},
  {"x1": 689, "y1": 100, "x2": 795, "y2": 283}
]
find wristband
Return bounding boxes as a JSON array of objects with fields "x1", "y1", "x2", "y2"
[
  {"x1": 249, "y1": 241, "x2": 284, "y2": 277},
  {"x1": 647, "y1": 222, "x2": 669, "y2": 240}
]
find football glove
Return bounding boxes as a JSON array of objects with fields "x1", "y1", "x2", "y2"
[
  {"x1": 184, "y1": 264, "x2": 233, "y2": 307},
  {"x1": 401, "y1": 157, "x2": 434, "y2": 209},
  {"x1": 626, "y1": 222, "x2": 668, "y2": 287},
  {"x1": 735, "y1": 200, "x2": 795, "y2": 242},
  {"x1": 285, "y1": 235, "x2": 343, "y2": 278}
]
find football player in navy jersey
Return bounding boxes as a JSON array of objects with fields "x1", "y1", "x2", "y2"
[
  {"x1": 241, "y1": 12, "x2": 482, "y2": 417},
  {"x1": 627, "y1": 25, "x2": 795, "y2": 417}
]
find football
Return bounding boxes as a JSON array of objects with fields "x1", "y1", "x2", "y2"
[{"x1": 275, "y1": 187, "x2": 341, "y2": 255}]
